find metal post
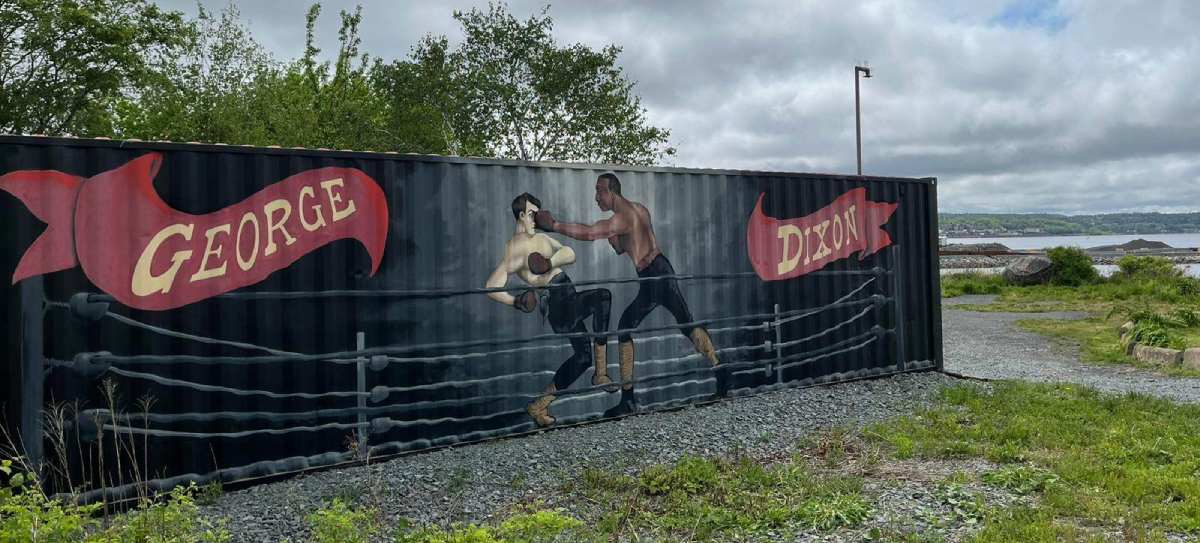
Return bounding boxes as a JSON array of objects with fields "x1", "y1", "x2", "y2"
[
  {"x1": 19, "y1": 277, "x2": 44, "y2": 474},
  {"x1": 855, "y1": 70, "x2": 862, "y2": 176},
  {"x1": 355, "y1": 331, "x2": 367, "y2": 455},
  {"x1": 891, "y1": 246, "x2": 907, "y2": 371},
  {"x1": 773, "y1": 303, "x2": 783, "y2": 384}
]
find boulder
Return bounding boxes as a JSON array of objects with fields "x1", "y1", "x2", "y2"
[
  {"x1": 1132, "y1": 344, "x2": 1182, "y2": 366},
  {"x1": 1183, "y1": 348, "x2": 1200, "y2": 371},
  {"x1": 1002, "y1": 255, "x2": 1053, "y2": 285}
]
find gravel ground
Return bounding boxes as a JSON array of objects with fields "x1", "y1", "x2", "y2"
[
  {"x1": 943, "y1": 295, "x2": 1200, "y2": 403},
  {"x1": 201, "y1": 371, "x2": 960, "y2": 541},
  {"x1": 197, "y1": 299, "x2": 1200, "y2": 541}
]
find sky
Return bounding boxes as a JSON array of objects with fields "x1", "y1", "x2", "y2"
[{"x1": 155, "y1": 0, "x2": 1200, "y2": 215}]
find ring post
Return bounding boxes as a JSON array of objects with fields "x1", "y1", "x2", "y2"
[
  {"x1": 891, "y1": 246, "x2": 907, "y2": 371},
  {"x1": 356, "y1": 331, "x2": 367, "y2": 455},
  {"x1": 20, "y1": 277, "x2": 44, "y2": 475},
  {"x1": 772, "y1": 304, "x2": 783, "y2": 384}
]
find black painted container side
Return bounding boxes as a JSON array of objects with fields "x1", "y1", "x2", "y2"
[{"x1": 0, "y1": 135, "x2": 941, "y2": 501}]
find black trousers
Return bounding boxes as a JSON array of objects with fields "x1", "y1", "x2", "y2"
[
  {"x1": 545, "y1": 273, "x2": 611, "y2": 390},
  {"x1": 617, "y1": 254, "x2": 696, "y2": 343}
]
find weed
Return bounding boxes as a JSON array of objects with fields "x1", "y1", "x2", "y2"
[
  {"x1": 980, "y1": 465, "x2": 1059, "y2": 495},
  {"x1": 307, "y1": 497, "x2": 378, "y2": 543}
]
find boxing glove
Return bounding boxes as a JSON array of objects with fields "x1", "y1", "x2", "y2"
[
  {"x1": 534, "y1": 210, "x2": 557, "y2": 232},
  {"x1": 528, "y1": 252, "x2": 552, "y2": 274},
  {"x1": 513, "y1": 289, "x2": 538, "y2": 313}
]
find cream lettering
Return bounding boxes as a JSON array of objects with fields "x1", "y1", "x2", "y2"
[
  {"x1": 132, "y1": 223, "x2": 194, "y2": 296},
  {"x1": 189, "y1": 224, "x2": 230, "y2": 283},
  {"x1": 298, "y1": 186, "x2": 327, "y2": 231},
  {"x1": 263, "y1": 199, "x2": 296, "y2": 257},
  {"x1": 776, "y1": 225, "x2": 805, "y2": 275},
  {"x1": 321, "y1": 178, "x2": 357, "y2": 222},
  {"x1": 811, "y1": 219, "x2": 832, "y2": 262}
]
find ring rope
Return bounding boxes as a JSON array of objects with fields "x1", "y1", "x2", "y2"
[
  {"x1": 87, "y1": 287, "x2": 880, "y2": 365},
  {"x1": 83, "y1": 269, "x2": 883, "y2": 305},
  {"x1": 773, "y1": 305, "x2": 874, "y2": 351}
]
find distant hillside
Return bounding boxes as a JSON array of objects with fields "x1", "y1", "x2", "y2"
[{"x1": 939, "y1": 212, "x2": 1200, "y2": 236}]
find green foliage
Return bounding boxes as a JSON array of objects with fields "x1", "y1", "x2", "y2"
[
  {"x1": 1115, "y1": 255, "x2": 1181, "y2": 279},
  {"x1": 867, "y1": 381, "x2": 1200, "y2": 532},
  {"x1": 394, "y1": 510, "x2": 593, "y2": 543},
  {"x1": 396, "y1": 3, "x2": 674, "y2": 164},
  {"x1": 96, "y1": 483, "x2": 231, "y2": 542},
  {"x1": 306, "y1": 497, "x2": 379, "y2": 543},
  {"x1": 0, "y1": 463, "x2": 101, "y2": 542},
  {"x1": 940, "y1": 212, "x2": 1200, "y2": 235},
  {"x1": 1125, "y1": 320, "x2": 1178, "y2": 349},
  {"x1": 1045, "y1": 246, "x2": 1099, "y2": 286},
  {"x1": 794, "y1": 494, "x2": 873, "y2": 531},
  {"x1": 980, "y1": 465, "x2": 1059, "y2": 495},
  {"x1": 940, "y1": 273, "x2": 1007, "y2": 298},
  {"x1": 0, "y1": 0, "x2": 192, "y2": 135}
]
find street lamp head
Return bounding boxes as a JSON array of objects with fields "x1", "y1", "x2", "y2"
[{"x1": 856, "y1": 65, "x2": 872, "y2": 78}]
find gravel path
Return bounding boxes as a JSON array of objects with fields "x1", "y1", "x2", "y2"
[
  {"x1": 202, "y1": 371, "x2": 960, "y2": 541},
  {"x1": 942, "y1": 295, "x2": 1200, "y2": 403}
]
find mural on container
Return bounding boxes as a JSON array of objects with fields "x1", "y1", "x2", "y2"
[
  {"x1": 0, "y1": 139, "x2": 936, "y2": 501},
  {"x1": 0, "y1": 153, "x2": 388, "y2": 310}
]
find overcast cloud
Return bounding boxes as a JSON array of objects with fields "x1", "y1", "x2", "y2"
[{"x1": 156, "y1": 0, "x2": 1200, "y2": 214}]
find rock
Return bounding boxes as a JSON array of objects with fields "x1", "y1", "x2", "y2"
[
  {"x1": 1001, "y1": 256, "x2": 1053, "y2": 285},
  {"x1": 1088, "y1": 239, "x2": 1173, "y2": 252},
  {"x1": 1183, "y1": 348, "x2": 1200, "y2": 371},
  {"x1": 1132, "y1": 344, "x2": 1182, "y2": 366}
]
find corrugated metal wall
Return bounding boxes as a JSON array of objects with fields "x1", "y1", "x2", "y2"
[{"x1": 0, "y1": 136, "x2": 940, "y2": 500}]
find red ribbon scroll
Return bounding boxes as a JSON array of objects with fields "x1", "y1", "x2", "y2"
[
  {"x1": 746, "y1": 188, "x2": 897, "y2": 281},
  {"x1": 0, "y1": 153, "x2": 388, "y2": 310}
]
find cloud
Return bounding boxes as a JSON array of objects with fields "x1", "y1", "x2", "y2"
[{"x1": 154, "y1": 0, "x2": 1200, "y2": 214}]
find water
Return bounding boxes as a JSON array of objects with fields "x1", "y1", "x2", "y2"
[{"x1": 945, "y1": 233, "x2": 1200, "y2": 250}]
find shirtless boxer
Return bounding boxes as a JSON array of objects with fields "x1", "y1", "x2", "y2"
[
  {"x1": 534, "y1": 173, "x2": 719, "y2": 415},
  {"x1": 486, "y1": 192, "x2": 616, "y2": 426}
]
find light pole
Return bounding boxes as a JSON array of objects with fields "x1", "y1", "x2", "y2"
[{"x1": 854, "y1": 64, "x2": 872, "y2": 175}]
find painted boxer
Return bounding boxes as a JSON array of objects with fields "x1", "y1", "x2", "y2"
[
  {"x1": 485, "y1": 193, "x2": 615, "y2": 427},
  {"x1": 534, "y1": 173, "x2": 719, "y2": 415}
]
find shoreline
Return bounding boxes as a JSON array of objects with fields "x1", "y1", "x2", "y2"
[{"x1": 940, "y1": 254, "x2": 1200, "y2": 270}]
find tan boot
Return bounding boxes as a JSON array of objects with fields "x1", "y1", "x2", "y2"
[
  {"x1": 619, "y1": 340, "x2": 635, "y2": 391},
  {"x1": 592, "y1": 342, "x2": 617, "y2": 392},
  {"x1": 690, "y1": 328, "x2": 720, "y2": 366},
  {"x1": 526, "y1": 384, "x2": 557, "y2": 427}
]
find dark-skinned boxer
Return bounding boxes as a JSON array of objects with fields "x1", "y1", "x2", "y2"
[
  {"x1": 534, "y1": 174, "x2": 719, "y2": 415},
  {"x1": 485, "y1": 193, "x2": 615, "y2": 426}
]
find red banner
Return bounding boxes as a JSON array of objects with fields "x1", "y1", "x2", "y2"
[
  {"x1": 746, "y1": 188, "x2": 897, "y2": 281},
  {"x1": 0, "y1": 153, "x2": 388, "y2": 310}
]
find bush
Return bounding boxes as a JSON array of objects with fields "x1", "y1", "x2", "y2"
[
  {"x1": 1115, "y1": 255, "x2": 1181, "y2": 279},
  {"x1": 941, "y1": 273, "x2": 1007, "y2": 298},
  {"x1": 307, "y1": 498, "x2": 378, "y2": 543},
  {"x1": 1046, "y1": 246, "x2": 1099, "y2": 286}
]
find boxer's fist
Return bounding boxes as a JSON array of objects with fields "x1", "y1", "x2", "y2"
[
  {"x1": 528, "y1": 252, "x2": 552, "y2": 275},
  {"x1": 513, "y1": 289, "x2": 538, "y2": 313},
  {"x1": 534, "y1": 210, "x2": 557, "y2": 232}
]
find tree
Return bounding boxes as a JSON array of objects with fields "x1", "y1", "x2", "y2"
[
  {"x1": 396, "y1": 3, "x2": 674, "y2": 165},
  {"x1": 114, "y1": 3, "x2": 274, "y2": 143},
  {"x1": 0, "y1": 0, "x2": 191, "y2": 136}
]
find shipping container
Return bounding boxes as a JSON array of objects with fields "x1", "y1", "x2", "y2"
[{"x1": 0, "y1": 135, "x2": 941, "y2": 501}]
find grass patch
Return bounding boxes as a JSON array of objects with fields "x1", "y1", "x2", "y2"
[
  {"x1": 566, "y1": 454, "x2": 872, "y2": 540},
  {"x1": 867, "y1": 381, "x2": 1200, "y2": 535}
]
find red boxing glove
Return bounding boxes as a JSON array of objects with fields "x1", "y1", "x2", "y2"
[
  {"x1": 534, "y1": 210, "x2": 557, "y2": 232},
  {"x1": 528, "y1": 252, "x2": 552, "y2": 275},
  {"x1": 513, "y1": 289, "x2": 538, "y2": 313}
]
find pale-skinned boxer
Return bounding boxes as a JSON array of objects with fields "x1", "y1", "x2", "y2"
[{"x1": 485, "y1": 193, "x2": 615, "y2": 426}]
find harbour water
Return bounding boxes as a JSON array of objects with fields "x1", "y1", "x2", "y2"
[{"x1": 945, "y1": 233, "x2": 1200, "y2": 250}]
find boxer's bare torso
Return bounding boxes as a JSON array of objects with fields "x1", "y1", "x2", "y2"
[{"x1": 605, "y1": 200, "x2": 661, "y2": 271}]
